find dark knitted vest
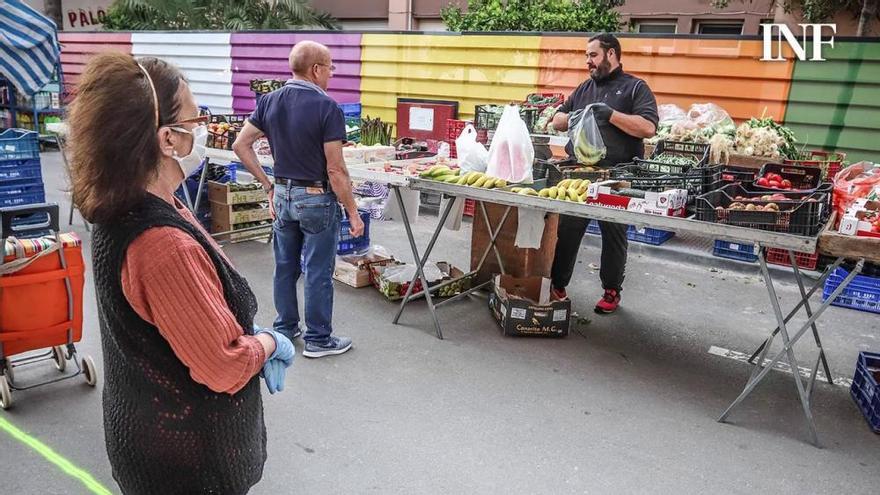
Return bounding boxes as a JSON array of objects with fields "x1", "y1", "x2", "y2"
[{"x1": 92, "y1": 194, "x2": 266, "y2": 495}]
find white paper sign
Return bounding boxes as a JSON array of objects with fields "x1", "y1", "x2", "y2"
[{"x1": 409, "y1": 107, "x2": 434, "y2": 132}]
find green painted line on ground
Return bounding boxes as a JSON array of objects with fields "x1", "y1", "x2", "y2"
[{"x1": 0, "y1": 416, "x2": 113, "y2": 495}]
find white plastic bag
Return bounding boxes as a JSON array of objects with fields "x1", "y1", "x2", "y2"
[
  {"x1": 486, "y1": 105, "x2": 535, "y2": 183},
  {"x1": 455, "y1": 124, "x2": 489, "y2": 174},
  {"x1": 568, "y1": 105, "x2": 606, "y2": 165}
]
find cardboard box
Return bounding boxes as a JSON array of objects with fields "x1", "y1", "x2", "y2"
[
  {"x1": 208, "y1": 181, "x2": 268, "y2": 205},
  {"x1": 586, "y1": 181, "x2": 687, "y2": 217},
  {"x1": 343, "y1": 145, "x2": 397, "y2": 165},
  {"x1": 333, "y1": 253, "x2": 395, "y2": 288},
  {"x1": 839, "y1": 200, "x2": 880, "y2": 238},
  {"x1": 210, "y1": 202, "x2": 272, "y2": 228},
  {"x1": 212, "y1": 223, "x2": 272, "y2": 243},
  {"x1": 370, "y1": 261, "x2": 468, "y2": 301},
  {"x1": 489, "y1": 275, "x2": 571, "y2": 338},
  {"x1": 471, "y1": 202, "x2": 559, "y2": 286}
]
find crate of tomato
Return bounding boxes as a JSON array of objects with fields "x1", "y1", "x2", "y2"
[{"x1": 753, "y1": 163, "x2": 823, "y2": 192}]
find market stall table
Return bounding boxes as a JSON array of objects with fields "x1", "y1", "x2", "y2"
[{"x1": 405, "y1": 177, "x2": 866, "y2": 446}]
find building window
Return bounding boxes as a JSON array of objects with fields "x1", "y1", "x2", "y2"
[
  {"x1": 634, "y1": 21, "x2": 677, "y2": 34},
  {"x1": 697, "y1": 22, "x2": 744, "y2": 35}
]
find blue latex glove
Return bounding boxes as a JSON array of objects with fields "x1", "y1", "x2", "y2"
[{"x1": 254, "y1": 326, "x2": 295, "y2": 394}]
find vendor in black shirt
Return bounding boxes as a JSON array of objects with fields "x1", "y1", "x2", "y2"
[{"x1": 550, "y1": 33, "x2": 659, "y2": 314}]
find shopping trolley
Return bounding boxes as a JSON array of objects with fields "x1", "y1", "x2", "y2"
[{"x1": 0, "y1": 203, "x2": 95, "y2": 410}]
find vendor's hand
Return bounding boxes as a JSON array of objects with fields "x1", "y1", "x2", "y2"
[
  {"x1": 590, "y1": 103, "x2": 613, "y2": 123},
  {"x1": 262, "y1": 358, "x2": 287, "y2": 394},
  {"x1": 348, "y1": 212, "x2": 365, "y2": 238}
]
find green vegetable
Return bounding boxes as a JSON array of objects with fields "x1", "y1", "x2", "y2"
[
  {"x1": 746, "y1": 117, "x2": 798, "y2": 160},
  {"x1": 360, "y1": 116, "x2": 394, "y2": 146}
]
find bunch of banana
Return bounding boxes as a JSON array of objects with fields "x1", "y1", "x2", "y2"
[
  {"x1": 510, "y1": 187, "x2": 539, "y2": 196},
  {"x1": 457, "y1": 171, "x2": 507, "y2": 189},
  {"x1": 419, "y1": 165, "x2": 462, "y2": 183},
  {"x1": 534, "y1": 178, "x2": 592, "y2": 202}
]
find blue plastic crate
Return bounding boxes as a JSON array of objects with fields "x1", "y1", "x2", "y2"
[
  {"x1": 713, "y1": 240, "x2": 758, "y2": 263},
  {"x1": 337, "y1": 209, "x2": 371, "y2": 255},
  {"x1": 628, "y1": 226, "x2": 675, "y2": 246},
  {"x1": 586, "y1": 221, "x2": 674, "y2": 246},
  {"x1": 850, "y1": 351, "x2": 880, "y2": 433},
  {"x1": 823, "y1": 267, "x2": 880, "y2": 314},
  {"x1": 0, "y1": 180, "x2": 46, "y2": 208},
  {"x1": 0, "y1": 158, "x2": 42, "y2": 182},
  {"x1": 338, "y1": 103, "x2": 362, "y2": 120},
  {"x1": 0, "y1": 129, "x2": 40, "y2": 161}
]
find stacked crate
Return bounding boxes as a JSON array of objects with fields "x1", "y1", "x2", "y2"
[
  {"x1": 0, "y1": 130, "x2": 47, "y2": 235},
  {"x1": 207, "y1": 181, "x2": 272, "y2": 243}
]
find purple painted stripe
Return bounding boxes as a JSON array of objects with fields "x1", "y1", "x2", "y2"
[
  {"x1": 231, "y1": 32, "x2": 362, "y2": 114},
  {"x1": 231, "y1": 33, "x2": 361, "y2": 46},
  {"x1": 232, "y1": 45, "x2": 361, "y2": 61}
]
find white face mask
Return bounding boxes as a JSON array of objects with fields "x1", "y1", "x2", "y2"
[{"x1": 171, "y1": 124, "x2": 207, "y2": 179}]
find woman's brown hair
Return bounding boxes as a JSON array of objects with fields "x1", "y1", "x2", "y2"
[{"x1": 67, "y1": 53, "x2": 184, "y2": 223}]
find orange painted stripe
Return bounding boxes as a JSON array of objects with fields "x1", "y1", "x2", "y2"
[{"x1": 538, "y1": 37, "x2": 796, "y2": 122}]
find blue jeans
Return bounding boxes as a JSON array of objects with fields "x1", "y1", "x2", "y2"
[{"x1": 272, "y1": 184, "x2": 341, "y2": 345}]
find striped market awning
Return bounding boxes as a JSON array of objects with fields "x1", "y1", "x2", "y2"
[{"x1": 0, "y1": 0, "x2": 60, "y2": 96}]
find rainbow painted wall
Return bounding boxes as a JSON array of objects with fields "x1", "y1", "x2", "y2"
[{"x1": 58, "y1": 32, "x2": 880, "y2": 163}]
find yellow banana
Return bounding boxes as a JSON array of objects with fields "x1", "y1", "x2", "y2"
[
  {"x1": 456, "y1": 175, "x2": 469, "y2": 185},
  {"x1": 557, "y1": 179, "x2": 571, "y2": 190},
  {"x1": 549, "y1": 187, "x2": 559, "y2": 199},
  {"x1": 473, "y1": 176, "x2": 488, "y2": 188},
  {"x1": 494, "y1": 179, "x2": 507, "y2": 188},
  {"x1": 538, "y1": 188, "x2": 550, "y2": 198},
  {"x1": 511, "y1": 187, "x2": 523, "y2": 193},
  {"x1": 467, "y1": 172, "x2": 484, "y2": 185}
]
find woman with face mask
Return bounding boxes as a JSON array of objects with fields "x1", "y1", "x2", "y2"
[{"x1": 66, "y1": 53, "x2": 293, "y2": 494}]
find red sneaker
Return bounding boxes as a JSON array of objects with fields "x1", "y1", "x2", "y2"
[
  {"x1": 551, "y1": 287, "x2": 568, "y2": 300},
  {"x1": 594, "y1": 289, "x2": 621, "y2": 314}
]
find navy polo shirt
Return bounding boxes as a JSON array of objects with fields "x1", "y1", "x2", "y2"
[
  {"x1": 248, "y1": 83, "x2": 346, "y2": 181},
  {"x1": 559, "y1": 66, "x2": 659, "y2": 167}
]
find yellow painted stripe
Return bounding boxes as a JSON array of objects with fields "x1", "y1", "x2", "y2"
[{"x1": 360, "y1": 34, "x2": 540, "y2": 126}]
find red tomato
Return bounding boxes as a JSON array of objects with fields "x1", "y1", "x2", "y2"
[
  {"x1": 781, "y1": 179, "x2": 792, "y2": 189},
  {"x1": 756, "y1": 177, "x2": 770, "y2": 187},
  {"x1": 768, "y1": 180, "x2": 781, "y2": 188}
]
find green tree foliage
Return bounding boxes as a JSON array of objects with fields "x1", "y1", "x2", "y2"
[
  {"x1": 103, "y1": 0, "x2": 339, "y2": 31},
  {"x1": 441, "y1": 0, "x2": 625, "y2": 32},
  {"x1": 710, "y1": 0, "x2": 878, "y2": 35}
]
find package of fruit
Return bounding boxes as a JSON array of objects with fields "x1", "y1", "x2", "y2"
[
  {"x1": 833, "y1": 161, "x2": 880, "y2": 220},
  {"x1": 568, "y1": 105, "x2": 607, "y2": 166},
  {"x1": 486, "y1": 105, "x2": 535, "y2": 184}
]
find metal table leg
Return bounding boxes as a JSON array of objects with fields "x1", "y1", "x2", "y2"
[
  {"x1": 55, "y1": 133, "x2": 91, "y2": 233},
  {"x1": 719, "y1": 256, "x2": 865, "y2": 445},
  {"x1": 747, "y1": 256, "x2": 843, "y2": 385},
  {"x1": 391, "y1": 186, "x2": 456, "y2": 339}
]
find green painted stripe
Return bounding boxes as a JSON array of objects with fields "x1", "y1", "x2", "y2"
[
  {"x1": 784, "y1": 41, "x2": 880, "y2": 159},
  {"x1": 0, "y1": 416, "x2": 113, "y2": 495}
]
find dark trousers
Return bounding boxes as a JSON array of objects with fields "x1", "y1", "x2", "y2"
[{"x1": 551, "y1": 214, "x2": 628, "y2": 292}]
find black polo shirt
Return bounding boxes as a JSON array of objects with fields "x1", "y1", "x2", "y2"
[{"x1": 559, "y1": 66, "x2": 659, "y2": 166}]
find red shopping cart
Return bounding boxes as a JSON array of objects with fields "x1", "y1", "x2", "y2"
[{"x1": 0, "y1": 203, "x2": 95, "y2": 410}]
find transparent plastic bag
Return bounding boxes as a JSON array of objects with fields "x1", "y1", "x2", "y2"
[
  {"x1": 568, "y1": 105, "x2": 606, "y2": 166},
  {"x1": 658, "y1": 104, "x2": 687, "y2": 125},
  {"x1": 383, "y1": 262, "x2": 444, "y2": 284},
  {"x1": 455, "y1": 124, "x2": 489, "y2": 174},
  {"x1": 486, "y1": 105, "x2": 535, "y2": 183}
]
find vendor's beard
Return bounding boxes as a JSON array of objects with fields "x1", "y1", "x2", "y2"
[{"x1": 590, "y1": 56, "x2": 612, "y2": 81}]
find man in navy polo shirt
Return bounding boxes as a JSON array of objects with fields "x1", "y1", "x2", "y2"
[
  {"x1": 234, "y1": 40, "x2": 363, "y2": 358},
  {"x1": 550, "y1": 33, "x2": 658, "y2": 315}
]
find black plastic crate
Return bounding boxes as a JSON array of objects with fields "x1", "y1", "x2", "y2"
[
  {"x1": 720, "y1": 165, "x2": 757, "y2": 185},
  {"x1": 850, "y1": 351, "x2": 880, "y2": 433},
  {"x1": 754, "y1": 163, "x2": 822, "y2": 192},
  {"x1": 610, "y1": 162, "x2": 723, "y2": 200},
  {"x1": 474, "y1": 105, "x2": 539, "y2": 133},
  {"x1": 635, "y1": 140, "x2": 711, "y2": 174},
  {"x1": 695, "y1": 183, "x2": 829, "y2": 236},
  {"x1": 546, "y1": 161, "x2": 611, "y2": 186}
]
